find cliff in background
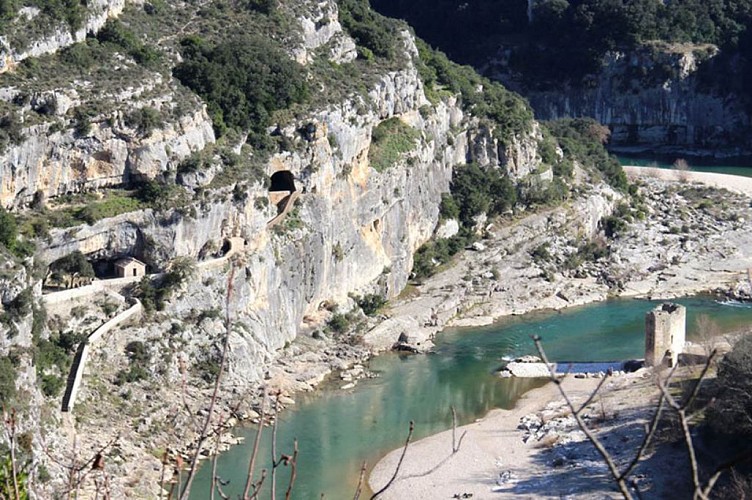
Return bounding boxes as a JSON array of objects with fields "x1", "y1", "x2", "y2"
[{"x1": 489, "y1": 44, "x2": 752, "y2": 154}]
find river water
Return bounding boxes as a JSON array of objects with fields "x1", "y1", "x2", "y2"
[
  {"x1": 190, "y1": 297, "x2": 752, "y2": 499},
  {"x1": 615, "y1": 154, "x2": 752, "y2": 178}
]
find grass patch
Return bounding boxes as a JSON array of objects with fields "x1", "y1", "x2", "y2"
[{"x1": 368, "y1": 118, "x2": 419, "y2": 172}]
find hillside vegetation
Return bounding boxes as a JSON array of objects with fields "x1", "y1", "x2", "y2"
[{"x1": 372, "y1": 0, "x2": 752, "y2": 94}]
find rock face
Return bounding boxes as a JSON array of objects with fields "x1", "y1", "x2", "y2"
[
  {"x1": 0, "y1": 105, "x2": 215, "y2": 209},
  {"x1": 493, "y1": 45, "x2": 751, "y2": 152},
  {"x1": 35, "y1": 32, "x2": 541, "y2": 388},
  {"x1": 0, "y1": 0, "x2": 126, "y2": 73}
]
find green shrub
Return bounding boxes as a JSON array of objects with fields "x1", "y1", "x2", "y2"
[
  {"x1": 125, "y1": 107, "x2": 163, "y2": 136},
  {"x1": 368, "y1": 118, "x2": 419, "y2": 172},
  {"x1": 0, "y1": 207, "x2": 18, "y2": 251},
  {"x1": 194, "y1": 348, "x2": 221, "y2": 383},
  {"x1": 0, "y1": 357, "x2": 17, "y2": 405},
  {"x1": 1, "y1": 288, "x2": 34, "y2": 326},
  {"x1": 136, "y1": 261, "x2": 193, "y2": 313},
  {"x1": 49, "y1": 251, "x2": 94, "y2": 279},
  {"x1": 338, "y1": 0, "x2": 399, "y2": 58},
  {"x1": 355, "y1": 293, "x2": 386, "y2": 316},
  {"x1": 40, "y1": 374, "x2": 64, "y2": 397},
  {"x1": 173, "y1": 34, "x2": 308, "y2": 141},
  {"x1": 97, "y1": 19, "x2": 161, "y2": 67},
  {"x1": 114, "y1": 340, "x2": 151, "y2": 385},
  {"x1": 450, "y1": 163, "x2": 517, "y2": 226},
  {"x1": 415, "y1": 39, "x2": 533, "y2": 142},
  {"x1": 412, "y1": 232, "x2": 470, "y2": 279},
  {"x1": 545, "y1": 118, "x2": 627, "y2": 191},
  {"x1": 75, "y1": 195, "x2": 143, "y2": 224},
  {"x1": 327, "y1": 313, "x2": 352, "y2": 334},
  {"x1": 0, "y1": 113, "x2": 24, "y2": 153},
  {"x1": 601, "y1": 215, "x2": 628, "y2": 238},
  {"x1": 439, "y1": 193, "x2": 460, "y2": 221},
  {"x1": 531, "y1": 243, "x2": 551, "y2": 263}
]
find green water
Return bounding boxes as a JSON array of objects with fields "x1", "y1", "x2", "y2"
[
  {"x1": 615, "y1": 154, "x2": 752, "y2": 178},
  {"x1": 191, "y1": 297, "x2": 752, "y2": 499}
]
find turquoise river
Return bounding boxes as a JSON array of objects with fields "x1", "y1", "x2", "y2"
[
  {"x1": 615, "y1": 154, "x2": 752, "y2": 178},
  {"x1": 191, "y1": 297, "x2": 752, "y2": 499}
]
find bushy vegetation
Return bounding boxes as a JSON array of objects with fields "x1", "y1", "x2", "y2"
[
  {"x1": 136, "y1": 258, "x2": 196, "y2": 313},
  {"x1": 354, "y1": 293, "x2": 387, "y2": 316},
  {"x1": 413, "y1": 162, "x2": 517, "y2": 279},
  {"x1": 48, "y1": 251, "x2": 95, "y2": 280},
  {"x1": 450, "y1": 163, "x2": 517, "y2": 226},
  {"x1": 124, "y1": 107, "x2": 163, "y2": 136},
  {"x1": 411, "y1": 232, "x2": 469, "y2": 280},
  {"x1": 97, "y1": 19, "x2": 161, "y2": 68},
  {"x1": 0, "y1": 207, "x2": 34, "y2": 258},
  {"x1": 0, "y1": 113, "x2": 24, "y2": 153},
  {"x1": 338, "y1": 0, "x2": 401, "y2": 59},
  {"x1": 545, "y1": 118, "x2": 627, "y2": 190},
  {"x1": 368, "y1": 118, "x2": 419, "y2": 172},
  {"x1": 35, "y1": 329, "x2": 85, "y2": 397},
  {"x1": 416, "y1": 39, "x2": 533, "y2": 142},
  {"x1": 0, "y1": 356, "x2": 17, "y2": 405},
  {"x1": 173, "y1": 34, "x2": 308, "y2": 144},
  {"x1": 0, "y1": 288, "x2": 33, "y2": 331},
  {"x1": 20, "y1": 191, "x2": 146, "y2": 230},
  {"x1": 114, "y1": 341, "x2": 151, "y2": 385},
  {"x1": 374, "y1": 0, "x2": 752, "y2": 90}
]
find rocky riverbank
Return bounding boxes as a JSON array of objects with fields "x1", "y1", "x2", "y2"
[{"x1": 359, "y1": 169, "x2": 752, "y2": 353}]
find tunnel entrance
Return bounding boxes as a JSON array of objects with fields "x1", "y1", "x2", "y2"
[
  {"x1": 268, "y1": 170, "x2": 296, "y2": 211},
  {"x1": 270, "y1": 171, "x2": 296, "y2": 193}
]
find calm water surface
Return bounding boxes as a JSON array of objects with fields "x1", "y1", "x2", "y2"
[
  {"x1": 616, "y1": 154, "x2": 752, "y2": 178},
  {"x1": 191, "y1": 297, "x2": 752, "y2": 499}
]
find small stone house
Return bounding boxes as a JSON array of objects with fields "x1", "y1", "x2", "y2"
[{"x1": 114, "y1": 257, "x2": 146, "y2": 278}]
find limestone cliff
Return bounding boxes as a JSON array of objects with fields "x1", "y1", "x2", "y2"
[
  {"x1": 490, "y1": 44, "x2": 751, "y2": 153},
  {"x1": 0, "y1": 0, "x2": 127, "y2": 73}
]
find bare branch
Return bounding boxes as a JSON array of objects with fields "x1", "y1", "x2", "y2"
[
  {"x1": 532, "y1": 335, "x2": 633, "y2": 500},
  {"x1": 576, "y1": 375, "x2": 610, "y2": 416},
  {"x1": 271, "y1": 394, "x2": 280, "y2": 500},
  {"x1": 243, "y1": 387, "x2": 268, "y2": 500},
  {"x1": 619, "y1": 390, "x2": 666, "y2": 480},
  {"x1": 284, "y1": 440, "x2": 299, "y2": 500},
  {"x1": 370, "y1": 421, "x2": 414, "y2": 500},
  {"x1": 210, "y1": 415, "x2": 225, "y2": 500},
  {"x1": 179, "y1": 264, "x2": 237, "y2": 500},
  {"x1": 681, "y1": 350, "x2": 716, "y2": 411},
  {"x1": 352, "y1": 462, "x2": 367, "y2": 500}
]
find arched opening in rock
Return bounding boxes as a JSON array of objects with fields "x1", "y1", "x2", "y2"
[
  {"x1": 372, "y1": 219, "x2": 381, "y2": 232},
  {"x1": 268, "y1": 170, "x2": 297, "y2": 212},
  {"x1": 270, "y1": 171, "x2": 296, "y2": 193}
]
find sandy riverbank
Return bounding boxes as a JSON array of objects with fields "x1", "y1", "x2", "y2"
[
  {"x1": 623, "y1": 165, "x2": 752, "y2": 195},
  {"x1": 369, "y1": 376, "x2": 598, "y2": 499},
  {"x1": 369, "y1": 369, "x2": 697, "y2": 499}
]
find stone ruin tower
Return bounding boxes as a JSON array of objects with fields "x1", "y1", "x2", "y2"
[{"x1": 645, "y1": 302, "x2": 686, "y2": 367}]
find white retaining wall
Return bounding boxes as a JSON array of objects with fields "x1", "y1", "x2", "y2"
[{"x1": 63, "y1": 299, "x2": 142, "y2": 412}]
